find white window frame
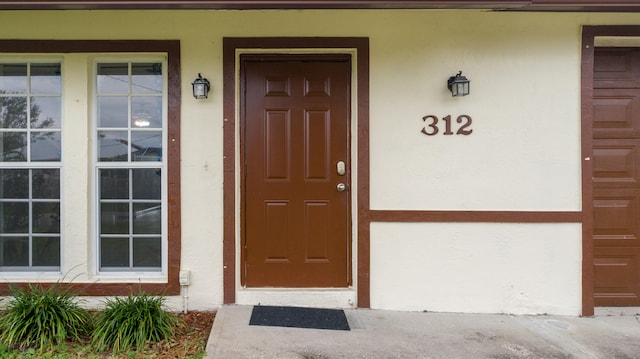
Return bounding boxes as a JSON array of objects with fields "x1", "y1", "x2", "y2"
[
  {"x1": 0, "y1": 57, "x2": 64, "y2": 274},
  {"x1": 91, "y1": 55, "x2": 168, "y2": 278}
]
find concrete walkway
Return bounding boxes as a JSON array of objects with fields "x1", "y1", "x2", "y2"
[{"x1": 205, "y1": 305, "x2": 640, "y2": 358}]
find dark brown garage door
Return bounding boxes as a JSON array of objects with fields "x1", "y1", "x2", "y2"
[
  {"x1": 593, "y1": 47, "x2": 640, "y2": 305},
  {"x1": 241, "y1": 54, "x2": 351, "y2": 287}
]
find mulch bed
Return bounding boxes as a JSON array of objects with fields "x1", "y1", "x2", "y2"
[
  {"x1": 140, "y1": 310, "x2": 216, "y2": 359},
  {"x1": 72, "y1": 310, "x2": 216, "y2": 359},
  {"x1": 1, "y1": 311, "x2": 216, "y2": 358}
]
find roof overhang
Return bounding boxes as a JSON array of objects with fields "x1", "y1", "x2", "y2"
[{"x1": 0, "y1": 0, "x2": 638, "y2": 11}]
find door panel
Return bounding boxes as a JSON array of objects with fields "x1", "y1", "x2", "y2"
[
  {"x1": 241, "y1": 55, "x2": 351, "y2": 287},
  {"x1": 594, "y1": 247, "x2": 640, "y2": 305},
  {"x1": 593, "y1": 89, "x2": 640, "y2": 138},
  {"x1": 594, "y1": 48, "x2": 640, "y2": 305},
  {"x1": 593, "y1": 140, "x2": 640, "y2": 187},
  {"x1": 594, "y1": 49, "x2": 640, "y2": 89},
  {"x1": 593, "y1": 189, "x2": 640, "y2": 246}
]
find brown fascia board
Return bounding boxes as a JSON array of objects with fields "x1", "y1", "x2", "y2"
[
  {"x1": 524, "y1": 0, "x2": 640, "y2": 11},
  {"x1": 0, "y1": 0, "x2": 530, "y2": 10},
  {"x1": 0, "y1": 0, "x2": 637, "y2": 11}
]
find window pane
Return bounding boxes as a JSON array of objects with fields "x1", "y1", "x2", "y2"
[
  {"x1": 100, "y1": 237, "x2": 129, "y2": 268},
  {"x1": 31, "y1": 131, "x2": 61, "y2": 161},
  {"x1": 0, "y1": 132, "x2": 27, "y2": 161},
  {"x1": 30, "y1": 64, "x2": 61, "y2": 94},
  {"x1": 132, "y1": 168, "x2": 160, "y2": 200},
  {"x1": 0, "y1": 96, "x2": 28, "y2": 128},
  {"x1": 0, "y1": 62, "x2": 62, "y2": 273},
  {"x1": 0, "y1": 169, "x2": 28, "y2": 198},
  {"x1": 131, "y1": 96, "x2": 162, "y2": 128},
  {"x1": 132, "y1": 63, "x2": 162, "y2": 94},
  {"x1": 32, "y1": 202, "x2": 60, "y2": 233},
  {"x1": 98, "y1": 130, "x2": 128, "y2": 162},
  {"x1": 0, "y1": 237, "x2": 28, "y2": 266},
  {"x1": 131, "y1": 131, "x2": 161, "y2": 162},
  {"x1": 133, "y1": 237, "x2": 160, "y2": 268},
  {"x1": 32, "y1": 169, "x2": 60, "y2": 199},
  {"x1": 97, "y1": 63, "x2": 128, "y2": 94},
  {"x1": 100, "y1": 202, "x2": 129, "y2": 234},
  {"x1": 96, "y1": 59, "x2": 165, "y2": 273},
  {"x1": 100, "y1": 169, "x2": 129, "y2": 199},
  {"x1": 31, "y1": 96, "x2": 61, "y2": 129},
  {"x1": 0, "y1": 202, "x2": 29, "y2": 233},
  {"x1": 133, "y1": 203, "x2": 160, "y2": 234},
  {"x1": 0, "y1": 64, "x2": 27, "y2": 94},
  {"x1": 98, "y1": 96, "x2": 128, "y2": 128},
  {"x1": 32, "y1": 236, "x2": 60, "y2": 267}
]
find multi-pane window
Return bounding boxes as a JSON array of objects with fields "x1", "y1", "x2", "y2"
[
  {"x1": 96, "y1": 61, "x2": 165, "y2": 272},
  {"x1": 0, "y1": 62, "x2": 62, "y2": 271}
]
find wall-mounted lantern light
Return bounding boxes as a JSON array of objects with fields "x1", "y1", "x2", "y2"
[
  {"x1": 447, "y1": 71, "x2": 470, "y2": 97},
  {"x1": 191, "y1": 73, "x2": 210, "y2": 99}
]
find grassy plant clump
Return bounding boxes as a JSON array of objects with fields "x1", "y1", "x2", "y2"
[
  {"x1": 0, "y1": 284, "x2": 91, "y2": 351},
  {"x1": 91, "y1": 293, "x2": 178, "y2": 353}
]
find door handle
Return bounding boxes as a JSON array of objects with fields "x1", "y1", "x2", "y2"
[
  {"x1": 337, "y1": 183, "x2": 346, "y2": 192},
  {"x1": 336, "y1": 161, "x2": 346, "y2": 176}
]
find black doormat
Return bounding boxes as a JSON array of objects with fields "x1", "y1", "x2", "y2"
[{"x1": 249, "y1": 305, "x2": 350, "y2": 331}]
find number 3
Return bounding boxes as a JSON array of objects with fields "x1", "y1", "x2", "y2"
[{"x1": 421, "y1": 115, "x2": 439, "y2": 136}]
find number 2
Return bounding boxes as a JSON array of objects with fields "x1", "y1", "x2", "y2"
[{"x1": 456, "y1": 115, "x2": 472, "y2": 135}]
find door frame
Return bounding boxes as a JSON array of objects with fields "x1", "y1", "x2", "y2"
[
  {"x1": 581, "y1": 26, "x2": 640, "y2": 316},
  {"x1": 222, "y1": 37, "x2": 370, "y2": 306}
]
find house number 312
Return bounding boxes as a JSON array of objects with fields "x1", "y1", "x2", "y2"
[{"x1": 421, "y1": 114, "x2": 473, "y2": 136}]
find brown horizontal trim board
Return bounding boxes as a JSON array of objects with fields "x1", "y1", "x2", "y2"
[
  {"x1": 0, "y1": 0, "x2": 638, "y2": 11},
  {"x1": 370, "y1": 210, "x2": 582, "y2": 223}
]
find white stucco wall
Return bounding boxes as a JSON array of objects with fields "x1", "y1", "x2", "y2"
[
  {"x1": 0, "y1": 9, "x2": 638, "y2": 314},
  {"x1": 370, "y1": 222, "x2": 582, "y2": 315},
  {"x1": 369, "y1": 13, "x2": 583, "y2": 211}
]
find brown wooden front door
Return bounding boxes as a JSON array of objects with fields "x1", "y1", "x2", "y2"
[
  {"x1": 241, "y1": 54, "x2": 351, "y2": 287},
  {"x1": 593, "y1": 48, "x2": 640, "y2": 305}
]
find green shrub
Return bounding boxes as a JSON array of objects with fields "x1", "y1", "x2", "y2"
[
  {"x1": 0, "y1": 284, "x2": 91, "y2": 351},
  {"x1": 91, "y1": 293, "x2": 178, "y2": 353}
]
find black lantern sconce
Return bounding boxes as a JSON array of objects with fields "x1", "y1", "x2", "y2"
[
  {"x1": 447, "y1": 71, "x2": 470, "y2": 97},
  {"x1": 191, "y1": 73, "x2": 210, "y2": 99}
]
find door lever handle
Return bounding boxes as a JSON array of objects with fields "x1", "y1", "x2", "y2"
[{"x1": 336, "y1": 161, "x2": 346, "y2": 176}]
